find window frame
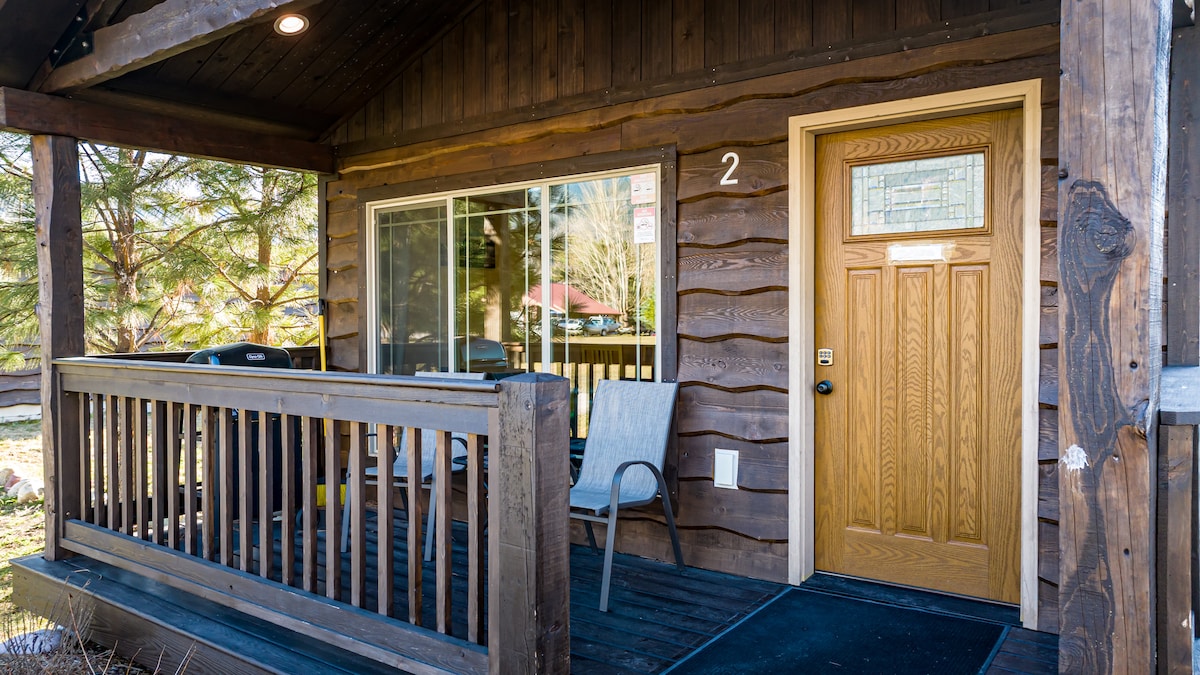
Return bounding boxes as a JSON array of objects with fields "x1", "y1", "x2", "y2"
[{"x1": 357, "y1": 147, "x2": 678, "y2": 383}]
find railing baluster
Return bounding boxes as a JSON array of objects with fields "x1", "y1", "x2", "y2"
[
  {"x1": 280, "y1": 413, "x2": 296, "y2": 587},
  {"x1": 406, "y1": 426, "x2": 423, "y2": 626},
  {"x1": 349, "y1": 421, "x2": 366, "y2": 607},
  {"x1": 467, "y1": 432, "x2": 485, "y2": 644},
  {"x1": 105, "y1": 394, "x2": 118, "y2": 530},
  {"x1": 201, "y1": 405, "x2": 215, "y2": 561},
  {"x1": 259, "y1": 409, "x2": 274, "y2": 580},
  {"x1": 238, "y1": 408, "x2": 252, "y2": 573},
  {"x1": 219, "y1": 407, "x2": 234, "y2": 567},
  {"x1": 120, "y1": 397, "x2": 134, "y2": 535},
  {"x1": 302, "y1": 416, "x2": 318, "y2": 592},
  {"x1": 102, "y1": 391, "x2": 116, "y2": 528},
  {"x1": 78, "y1": 393, "x2": 92, "y2": 525},
  {"x1": 324, "y1": 419, "x2": 342, "y2": 601},
  {"x1": 184, "y1": 403, "x2": 197, "y2": 556},
  {"x1": 151, "y1": 402, "x2": 166, "y2": 545},
  {"x1": 166, "y1": 401, "x2": 181, "y2": 551},
  {"x1": 435, "y1": 429, "x2": 452, "y2": 635},
  {"x1": 134, "y1": 399, "x2": 149, "y2": 540},
  {"x1": 377, "y1": 425, "x2": 395, "y2": 618}
]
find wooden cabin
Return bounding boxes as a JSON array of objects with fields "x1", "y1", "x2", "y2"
[{"x1": 2, "y1": 0, "x2": 1197, "y2": 672}]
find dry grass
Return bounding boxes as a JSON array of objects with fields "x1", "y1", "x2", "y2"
[
  {"x1": 0, "y1": 419, "x2": 185, "y2": 673},
  {"x1": 0, "y1": 419, "x2": 45, "y2": 637}
]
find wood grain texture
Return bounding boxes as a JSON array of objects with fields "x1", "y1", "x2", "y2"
[
  {"x1": 673, "y1": 480, "x2": 787, "y2": 540},
  {"x1": 491, "y1": 374, "x2": 571, "y2": 674},
  {"x1": 677, "y1": 385, "x2": 787, "y2": 442},
  {"x1": 677, "y1": 435, "x2": 788, "y2": 490},
  {"x1": 678, "y1": 291, "x2": 788, "y2": 341},
  {"x1": 1167, "y1": 26, "x2": 1199, "y2": 366},
  {"x1": 33, "y1": 134, "x2": 84, "y2": 561},
  {"x1": 678, "y1": 191, "x2": 789, "y2": 246},
  {"x1": 678, "y1": 243, "x2": 787, "y2": 294},
  {"x1": 1157, "y1": 424, "x2": 1195, "y2": 675},
  {"x1": 677, "y1": 144, "x2": 788, "y2": 202},
  {"x1": 1057, "y1": 0, "x2": 1170, "y2": 653},
  {"x1": 677, "y1": 338, "x2": 787, "y2": 391}
]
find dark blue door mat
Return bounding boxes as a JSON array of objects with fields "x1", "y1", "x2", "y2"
[{"x1": 665, "y1": 577, "x2": 1010, "y2": 674}]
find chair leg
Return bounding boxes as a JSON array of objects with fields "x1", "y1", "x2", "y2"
[
  {"x1": 599, "y1": 507, "x2": 620, "y2": 612},
  {"x1": 652, "y1": 470, "x2": 685, "y2": 572},
  {"x1": 423, "y1": 480, "x2": 436, "y2": 563},
  {"x1": 584, "y1": 521, "x2": 599, "y2": 553},
  {"x1": 340, "y1": 481, "x2": 351, "y2": 553}
]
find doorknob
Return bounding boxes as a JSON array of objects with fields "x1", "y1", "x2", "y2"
[{"x1": 815, "y1": 380, "x2": 833, "y2": 395}]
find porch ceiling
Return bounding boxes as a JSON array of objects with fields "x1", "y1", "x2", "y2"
[{"x1": 0, "y1": 0, "x2": 477, "y2": 142}]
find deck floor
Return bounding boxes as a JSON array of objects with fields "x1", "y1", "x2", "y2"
[
  {"x1": 261, "y1": 510, "x2": 1056, "y2": 674},
  {"x1": 253, "y1": 511, "x2": 782, "y2": 674}
]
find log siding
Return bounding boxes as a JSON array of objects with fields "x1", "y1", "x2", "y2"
[{"x1": 324, "y1": 7, "x2": 1063, "y2": 622}]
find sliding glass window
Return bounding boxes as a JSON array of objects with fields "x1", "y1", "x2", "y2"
[{"x1": 369, "y1": 166, "x2": 660, "y2": 432}]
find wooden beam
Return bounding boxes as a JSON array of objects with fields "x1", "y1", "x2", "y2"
[
  {"x1": 1057, "y1": 1, "x2": 1172, "y2": 672},
  {"x1": 38, "y1": 0, "x2": 322, "y2": 94},
  {"x1": 33, "y1": 134, "x2": 84, "y2": 562},
  {"x1": 1168, "y1": 25, "x2": 1200, "y2": 366},
  {"x1": 0, "y1": 87, "x2": 334, "y2": 173}
]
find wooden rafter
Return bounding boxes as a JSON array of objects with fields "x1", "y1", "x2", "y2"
[
  {"x1": 0, "y1": 87, "x2": 333, "y2": 173},
  {"x1": 38, "y1": 0, "x2": 322, "y2": 94}
]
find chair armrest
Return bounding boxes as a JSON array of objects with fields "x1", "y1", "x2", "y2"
[{"x1": 607, "y1": 459, "x2": 669, "y2": 510}]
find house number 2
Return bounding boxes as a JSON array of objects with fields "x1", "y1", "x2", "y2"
[{"x1": 720, "y1": 151, "x2": 740, "y2": 185}]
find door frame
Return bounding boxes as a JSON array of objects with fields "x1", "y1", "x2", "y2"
[{"x1": 786, "y1": 80, "x2": 1043, "y2": 628}]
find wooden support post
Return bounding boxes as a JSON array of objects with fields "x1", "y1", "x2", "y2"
[
  {"x1": 33, "y1": 134, "x2": 84, "y2": 561},
  {"x1": 1057, "y1": 2, "x2": 1173, "y2": 672},
  {"x1": 1168, "y1": 25, "x2": 1200, "y2": 366},
  {"x1": 490, "y1": 373, "x2": 570, "y2": 674}
]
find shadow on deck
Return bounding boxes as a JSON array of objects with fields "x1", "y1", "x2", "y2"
[{"x1": 12, "y1": 511, "x2": 1057, "y2": 674}]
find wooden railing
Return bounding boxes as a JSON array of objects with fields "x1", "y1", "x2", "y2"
[
  {"x1": 505, "y1": 341, "x2": 655, "y2": 437},
  {"x1": 46, "y1": 357, "x2": 570, "y2": 674}
]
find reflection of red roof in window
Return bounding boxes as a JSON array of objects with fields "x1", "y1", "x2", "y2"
[{"x1": 525, "y1": 284, "x2": 620, "y2": 316}]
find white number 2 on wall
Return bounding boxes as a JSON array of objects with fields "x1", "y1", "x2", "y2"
[{"x1": 720, "y1": 151, "x2": 740, "y2": 186}]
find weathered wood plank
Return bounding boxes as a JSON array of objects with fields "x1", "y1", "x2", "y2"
[
  {"x1": 677, "y1": 386, "x2": 787, "y2": 442},
  {"x1": 33, "y1": 134, "x2": 84, "y2": 561},
  {"x1": 1056, "y1": 1, "x2": 1171, "y2": 669},
  {"x1": 1157, "y1": 424, "x2": 1195, "y2": 675},
  {"x1": 677, "y1": 435, "x2": 788, "y2": 491},
  {"x1": 678, "y1": 191, "x2": 789, "y2": 246},
  {"x1": 678, "y1": 243, "x2": 787, "y2": 294},
  {"x1": 677, "y1": 338, "x2": 787, "y2": 391},
  {"x1": 678, "y1": 291, "x2": 788, "y2": 341},
  {"x1": 491, "y1": 374, "x2": 570, "y2": 674},
  {"x1": 677, "y1": 143, "x2": 787, "y2": 202},
  {"x1": 1167, "y1": 26, "x2": 1199, "y2": 366},
  {"x1": 672, "y1": 0, "x2": 704, "y2": 73}
]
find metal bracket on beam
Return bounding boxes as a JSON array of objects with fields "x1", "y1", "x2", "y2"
[{"x1": 49, "y1": 11, "x2": 94, "y2": 68}]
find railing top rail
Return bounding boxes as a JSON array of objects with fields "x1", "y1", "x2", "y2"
[
  {"x1": 54, "y1": 357, "x2": 499, "y2": 393},
  {"x1": 53, "y1": 357, "x2": 500, "y2": 433},
  {"x1": 1162, "y1": 366, "x2": 1200, "y2": 426}
]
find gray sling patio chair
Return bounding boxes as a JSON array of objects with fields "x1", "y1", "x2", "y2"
[
  {"x1": 569, "y1": 379, "x2": 685, "y2": 612},
  {"x1": 341, "y1": 370, "x2": 486, "y2": 561}
]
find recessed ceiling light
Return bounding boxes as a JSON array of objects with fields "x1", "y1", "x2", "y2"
[{"x1": 274, "y1": 14, "x2": 309, "y2": 36}]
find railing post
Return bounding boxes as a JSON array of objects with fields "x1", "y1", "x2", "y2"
[
  {"x1": 490, "y1": 373, "x2": 570, "y2": 674},
  {"x1": 33, "y1": 135, "x2": 84, "y2": 562}
]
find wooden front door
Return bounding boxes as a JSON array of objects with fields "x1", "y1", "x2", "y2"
[{"x1": 813, "y1": 109, "x2": 1023, "y2": 603}]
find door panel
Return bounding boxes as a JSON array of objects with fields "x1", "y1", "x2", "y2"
[{"x1": 813, "y1": 109, "x2": 1022, "y2": 603}]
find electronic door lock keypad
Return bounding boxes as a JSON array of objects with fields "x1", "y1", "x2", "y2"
[{"x1": 817, "y1": 348, "x2": 834, "y2": 367}]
